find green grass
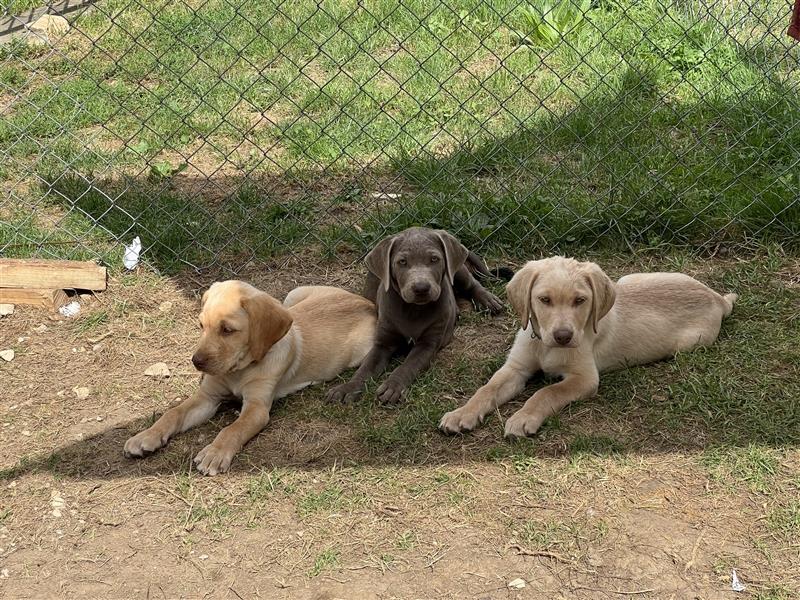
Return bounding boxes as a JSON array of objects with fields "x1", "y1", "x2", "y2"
[
  {"x1": 2, "y1": 0, "x2": 43, "y2": 16},
  {"x1": 2, "y1": 0, "x2": 798, "y2": 271},
  {"x1": 73, "y1": 309, "x2": 110, "y2": 333},
  {"x1": 246, "y1": 468, "x2": 296, "y2": 503},
  {"x1": 767, "y1": 501, "x2": 800, "y2": 541},
  {"x1": 754, "y1": 587, "x2": 794, "y2": 600},
  {"x1": 308, "y1": 548, "x2": 340, "y2": 577},
  {"x1": 517, "y1": 516, "x2": 606, "y2": 554},
  {"x1": 702, "y1": 445, "x2": 780, "y2": 493},
  {"x1": 296, "y1": 475, "x2": 368, "y2": 516}
]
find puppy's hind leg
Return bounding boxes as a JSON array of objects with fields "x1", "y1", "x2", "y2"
[
  {"x1": 453, "y1": 266, "x2": 504, "y2": 314},
  {"x1": 326, "y1": 341, "x2": 399, "y2": 402},
  {"x1": 283, "y1": 286, "x2": 323, "y2": 308}
]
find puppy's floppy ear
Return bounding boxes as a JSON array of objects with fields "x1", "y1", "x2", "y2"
[
  {"x1": 506, "y1": 262, "x2": 540, "y2": 330},
  {"x1": 581, "y1": 262, "x2": 616, "y2": 333},
  {"x1": 364, "y1": 235, "x2": 396, "y2": 292},
  {"x1": 241, "y1": 291, "x2": 293, "y2": 362},
  {"x1": 434, "y1": 230, "x2": 469, "y2": 284}
]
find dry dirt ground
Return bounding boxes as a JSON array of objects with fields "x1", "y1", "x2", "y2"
[{"x1": 0, "y1": 253, "x2": 798, "y2": 599}]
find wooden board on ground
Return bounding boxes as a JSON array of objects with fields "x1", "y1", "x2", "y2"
[
  {"x1": 0, "y1": 288, "x2": 70, "y2": 309},
  {"x1": 0, "y1": 259, "x2": 107, "y2": 291}
]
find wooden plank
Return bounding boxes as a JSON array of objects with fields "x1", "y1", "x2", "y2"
[
  {"x1": 0, "y1": 259, "x2": 107, "y2": 291},
  {"x1": 0, "y1": 288, "x2": 70, "y2": 309}
]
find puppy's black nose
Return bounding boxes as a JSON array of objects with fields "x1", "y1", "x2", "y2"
[
  {"x1": 412, "y1": 281, "x2": 431, "y2": 295},
  {"x1": 191, "y1": 354, "x2": 207, "y2": 370},
  {"x1": 553, "y1": 328, "x2": 573, "y2": 346}
]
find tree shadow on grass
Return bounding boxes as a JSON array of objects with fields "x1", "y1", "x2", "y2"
[{"x1": 24, "y1": 48, "x2": 800, "y2": 281}]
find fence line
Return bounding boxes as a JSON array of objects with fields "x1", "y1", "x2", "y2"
[{"x1": 1, "y1": 0, "x2": 798, "y2": 274}]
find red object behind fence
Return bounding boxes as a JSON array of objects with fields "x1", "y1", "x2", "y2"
[{"x1": 790, "y1": 0, "x2": 800, "y2": 40}]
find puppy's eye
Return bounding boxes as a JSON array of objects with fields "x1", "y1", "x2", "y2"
[
  {"x1": 398, "y1": 258, "x2": 407, "y2": 266},
  {"x1": 198, "y1": 321, "x2": 204, "y2": 330},
  {"x1": 575, "y1": 297, "x2": 586, "y2": 305},
  {"x1": 221, "y1": 325, "x2": 236, "y2": 335},
  {"x1": 539, "y1": 296, "x2": 551, "y2": 305},
  {"x1": 430, "y1": 256, "x2": 439, "y2": 263}
]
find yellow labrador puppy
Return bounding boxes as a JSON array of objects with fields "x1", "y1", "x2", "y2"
[
  {"x1": 440, "y1": 257, "x2": 737, "y2": 438},
  {"x1": 124, "y1": 282, "x2": 376, "y2": 475}
]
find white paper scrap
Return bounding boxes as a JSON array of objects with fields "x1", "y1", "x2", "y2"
[{"x1": 124, "y1": 236, "x2": 142, "y2": 270}]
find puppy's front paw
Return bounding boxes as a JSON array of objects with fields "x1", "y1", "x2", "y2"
[
  {"x1": 439, "y1": 407, "x2": 482, "y2": 434},
  {"x1": 194, "y1": 443, "x2": 236, "y2": 476},
  {"x1": 325, "y1": 381, "x2": 364, "y2": 403},
  {"x1": 504, "y1": 410, "x2": 545, "y2": 438},
  {"x1": 124, "y1": 428, "x2": 168, "y2": 458},
  {"x1": 376, "y1": 379, "x2": 405, "y2": 404},
  {"x1": 474, "y1": 289, "x2": 504, "y2": 314}
]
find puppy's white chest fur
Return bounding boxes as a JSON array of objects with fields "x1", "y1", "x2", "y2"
[{"x1": 520, "y1": 327, "x2": 593, "y2": 378}]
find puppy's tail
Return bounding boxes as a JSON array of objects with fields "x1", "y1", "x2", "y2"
[
  {"x1": 466, "y1": 251, "x2": 514, "y2": 281},
  {"x1": 721, "y1": 292, "x2": 738, "y2": 317}
]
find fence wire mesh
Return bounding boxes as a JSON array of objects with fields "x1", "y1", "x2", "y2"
[{"x1": 1, "y1": 0, "x2": 798, "y2": 275}]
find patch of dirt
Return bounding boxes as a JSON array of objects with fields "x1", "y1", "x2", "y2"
[
  {"x1": 0, "y1": 91, "x2": 17, "y2": 116},
  {"x1": 777, "y1": 259, "x2": 800, "y2": 288},
  {"x1": 461, "y1": 54, "x2": 503, "y2": 80}
]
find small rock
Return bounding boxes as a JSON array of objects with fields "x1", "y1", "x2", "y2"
[
  {"x1": 508, "y1": 578, "x2": 526, "y2": 589},
  {"x1": 198, "y1": 554, "x2": 209, "y2": 560},
  {"x1": 587, "y1": 551, "x2": 604, "y2": 567},
  {"x1": 0, "y1": 350, "x2": 14, "y2": 362},
  {"x1": 95, "y1": 416, "x2": 104, "y2": 422},
  {"x1": 92, "y1": 344, "x2": 104, "y2": 353},
  {"x1": 21, "y1": 430, "x2": 31, "y2": 437},
  {"x1": 0, "y1": 568, "x2": 8, "y2": 578},
  {"x1": 50, "y1": 491, "x2": 66, "y2": 518},
  {"x1": 73, "y1": 387, "x2": 90, "y2": 400},
  {"x1": 34, "y1": 324, "x2": 48, "y2": 333},
  {"x1": 158, "y1": 301, "x2": 173, "y2": 312},
  {"x1": 17, "y1": 337, "x2": 28, "y2": 343},
  {"x1": 26, "y1": 14, "x2": 70, "y2": 46},
  {"x1": 144, "y1": 362, "x2": 170, "y2": 379},
  {"x1": 0, "y1": 304, "x2": 14, "y2": 317}
]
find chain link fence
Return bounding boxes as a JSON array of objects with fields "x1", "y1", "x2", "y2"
[{"x1": 1, "y1": 0, "x2": 798, "y2": 275}]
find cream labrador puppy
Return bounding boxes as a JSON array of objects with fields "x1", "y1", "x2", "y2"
[
  {"x1": 440, "y1": 257, "x2": 737, "y2": 438},
  {"x1": 124, "y1": 282, "x2": 376, "y2": 475}
]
